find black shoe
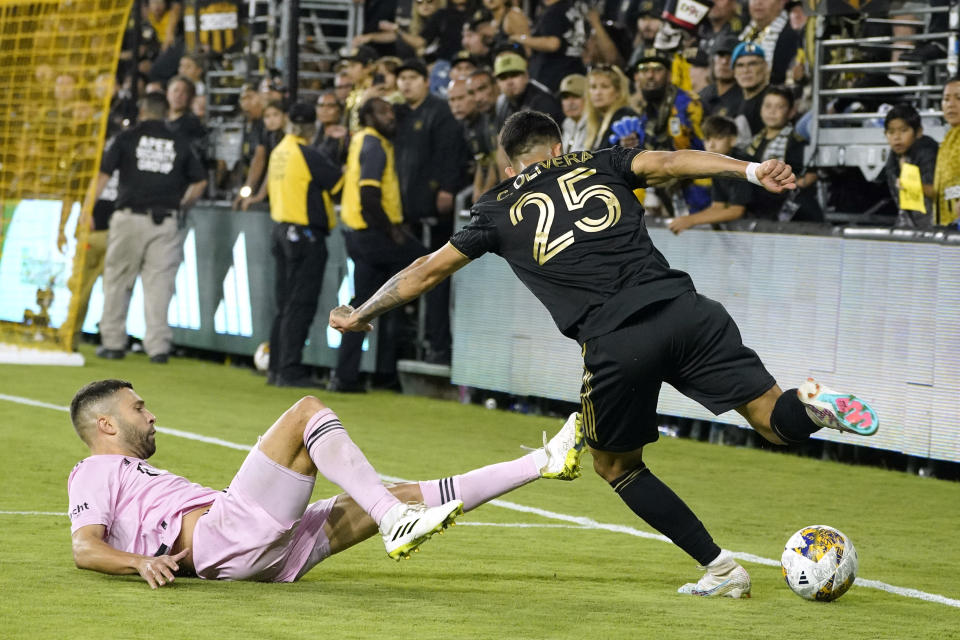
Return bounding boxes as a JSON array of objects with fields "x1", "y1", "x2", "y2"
[
  {"x1": 326, "y1": 378, "x2": 367, "y2": 393},
  {"x1": 424, "y1": 348, "x2": 451, "y2": 365},
  {"x1": 149, "y1": 354, "x2": 169, "y2": 364},
  {"x1": 96, "y1": 346, "x2": 125, "y2": 360},
  {"x1": 266, "y1": 371, "x2": 277, "y2": 385},
  {"x1": 370, "y1": 373, "x2": 403, "y2": 392}
]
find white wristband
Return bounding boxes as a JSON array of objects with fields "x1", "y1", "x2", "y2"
[{"x1": 745, "y1": 162, "x2": 762, "y2": 186}]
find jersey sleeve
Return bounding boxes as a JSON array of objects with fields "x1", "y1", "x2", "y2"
[
  {"x1": 99, "y1": 134, "x2": 122, "y2": 175},
  {"x1": 67, "y1": 459, "x2": 115, "y2": 534},
  {"x1": 604, "y1": 146, "x2": 646, "y2": 189},
  {"x1": 358, "y1": 135, "x2": 387, "y2": 187},
  {"x1": 449, "y1": 210, "x2": 499, "y2": 259}
]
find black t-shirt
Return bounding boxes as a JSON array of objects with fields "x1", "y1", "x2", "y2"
[
  {"x1": 745, "y1": 130, "x2": 822, "y2": 222},
  {"x1": 528, "y1": 0, "x2": 586, "y2": 94},
  {"x1": 699, "y1": 83, "x2": 744, "y2": 119},
  {"x1": 100, "y1": 119, "x2": 206, "y2": 211},
  {"x1": 737, "y1": 86, "x2": 768, "y2": 138},
  {"x1": 880, "y1": 134, "x2": 939, "y2": 214},
  {"x1": 420, "y1": 6, "x2": 472, "y2": 61},
  {"x1": 494, "y1": 81, "x2": 564, "y2": 131},
  {"x1": 450, "y1": 147, "x2": 695, "y2": 342}
]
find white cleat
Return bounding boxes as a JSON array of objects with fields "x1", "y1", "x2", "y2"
[
  {"x1": 677, "y1": 550, "x2": 752, "y2": 598},
  {"x1": 797, "y1": 378, "x2": 879, "y2": 436},
  {"x1": 539, "y1": 412, "x2": 585, "y2": 481},
  {"x1": 381, "y1": 500, "x2": 463, "y2": 561}
]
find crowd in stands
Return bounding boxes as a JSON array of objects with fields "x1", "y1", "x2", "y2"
[
  {"x1": 98, "y1": 0, "x2": 960, "y2": 232},
  {"x1": 76, "y1": 0, "x2": 959, "y2": 385}
]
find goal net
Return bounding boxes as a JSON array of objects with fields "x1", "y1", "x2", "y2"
[{"x1": 0, "y1": 0, "x2": 130, "y2": 364}]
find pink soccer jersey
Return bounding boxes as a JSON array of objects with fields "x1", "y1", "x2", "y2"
[{"x1": 67, "y1": 455, "x2": 221, "y2": 557}]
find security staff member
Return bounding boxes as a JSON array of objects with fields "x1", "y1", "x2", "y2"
[
  {"x1": 329, "y1": 97, "x2": 425, "y2": 393},
  {"x1": 266, "y1": 102, "x2": 342, "y2": 387},
  {"x1": 92, "y1": 92, "x2": 207, "y2": 363}
]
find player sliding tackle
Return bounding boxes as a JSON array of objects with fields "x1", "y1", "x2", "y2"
[
  {"x1": 67, "y1": 379, "x2": 585, "y2": 587},
  {"x1": 330, "y1": 110, "x2": 879, "y2": 598}
]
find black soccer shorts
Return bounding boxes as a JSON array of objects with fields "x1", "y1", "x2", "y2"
[{"x1": 579, "y1": 291, "x2": 776, "y2": 452}]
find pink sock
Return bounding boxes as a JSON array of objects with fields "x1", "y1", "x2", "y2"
[
  {"x1": 418, "y1": 454, "x2": 540, "y2": 512},
  {"x1": 303, "y1": 409, "x2": 399, "y2": 525}
]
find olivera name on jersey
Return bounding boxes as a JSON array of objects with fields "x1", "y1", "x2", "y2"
[{"x1": 496, "y1": 150, "x2": 596, "y2": 201}]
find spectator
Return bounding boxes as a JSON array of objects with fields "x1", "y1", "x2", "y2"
[
  {"x1": 177, "y1": 53, "x2": 205, "y2": 96},
  {"x1": 265, "y1": 103, "x2": 342, "y2": 387},
  {"x1": 584, "y1": 65, "x2": 635, "y2": 150},
  {"x1": 333, "y1": 66, "x2": 355, "y2": 104},
  {"x1": 394, "y1": 58, "x2": 466, "y2": 364},
  {"x1": 513, "y1": 0, "x2": 586, "y2": 93},
  {"x1": 697, "y1": 0, "x2": 743, "y2": 60},
  {"x1": 447, "y1": 78, "x2": 477, "y2": 121},
  {"x1": 92, "y1": 92, "x2": 206, "y2": 363},
  {"x1": 144, "y1": 0, "x2": 185, "y2": 83},
  {"x1": 699, "y1": 34, "x2": 743, "y2": 118},
  {"x1": 313, "y1": 91, "x2": 349, "y2": 165},
  {"x1": 742, "y1": 85, "x2": 820, "y2": 222},
  {"x1": 739, "y1": 0, "x2": 801, "y2": 86},
  {"x1": 730, "y1": 42, "x2": 770, "y2": 144},
  {"x1": 493, "y1": 51, "x2": 563, "y2": 129},
  {"x1": 233, "y1": 83, "x2": 265, "y2": 208},
  {"x1": 582, "y1": 7, "x2": 630, "y2": 68},
  {"x1": 559, "y1": 73, "x2": 587, "y2": 152},
  {"x1": 372, "y1": 56, "x2": 405, "y2": 104},
  {"x1": 462, "y1": 8, "x2": 496, "y2": 67},
  {"x1": 626, "y1": 1, "x2": 663, "y2": 69},
  {"x1": 466, "y1": 68, "x2": 501, "y2": 201},
  {"x1": 449, "y1": 50, "x2": 479, "y2": 82},
  {"x1": 484, "y1": 0, "x2": 530, "y2": 53},
  {"x1": 354, "y1": 0, "x2": 437, "y2": 59},
  {"x1": 934, "y1": 76, "x2": 960, "y2": 227},
  {"x1": 237, "y1": 100, "x2": 288, "y2": 210},
  {"x1": 165, "y1": 76, "x2": 205, "y2": 141},
  {"x1": 330, "y1": 97, "x2": 426, "y2": 392},
  {"x1": 624, "y1": 48, "x2": 708, "y2": 213},
  {"x1": 340, "y1": 45, "x2": 379, "y2": 133},
  {"x1": 879, "y1": 103, "x2": 939, "y2": 229},
  {"x1": 668, "y1": 115, "x2": 752, "y2": 233},
  {"x1": 419, "y1": 0, "x2": 478, "y2": 63}
]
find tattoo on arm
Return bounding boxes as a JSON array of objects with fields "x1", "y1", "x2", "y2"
[{"x1": 356, "y1": 273, "x2": 410, "y2": 323}]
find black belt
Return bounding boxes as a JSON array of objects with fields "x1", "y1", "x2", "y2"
[{"x1": 121, "y1": 207, "x2": 179, "y2": 225}]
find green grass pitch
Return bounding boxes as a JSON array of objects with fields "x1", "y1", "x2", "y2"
[{"x1": 1, "y1": 345, "x2": 958, "y2": 639}]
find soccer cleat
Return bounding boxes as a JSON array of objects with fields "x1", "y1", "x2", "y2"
[
  {"x1": 797, "y1": 378, "x2": 879, "y2": 436},
  {"x1": 677, "y1": 550, "x2": 752, "y2": 598},
  {"x1": 539, "y1": 412, "x2": 585, "y2": 480},
  {"x1": 381, "y1": 500, "x2": 463, "y2": 561}
]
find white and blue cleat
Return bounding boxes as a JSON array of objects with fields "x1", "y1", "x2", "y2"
[{"x1": 798, "y1": 378, "x2": 879, "y2": 436}]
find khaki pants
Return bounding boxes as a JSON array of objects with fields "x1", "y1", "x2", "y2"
[
  {"x1": 100, "y1": 210, "x2": 185, "y2": 357},
  {"x1": 61, "y1": 228, "x2": 108, "y2": 347}
]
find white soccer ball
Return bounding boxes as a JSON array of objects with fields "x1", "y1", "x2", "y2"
[
  {"x1": 253, "y1": 342, "x2": 270, "y2": 372},
  {"x1": 781, "y1": 525, "x2": 858, "y2": 602}
]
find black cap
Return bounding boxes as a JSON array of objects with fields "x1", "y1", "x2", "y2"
[
  {"x1": 396, "y1": 57, "x2": 428, "y2": 78},
  {"x1": 635, "y1": 47, "x2": 672, "y2": 68},
  {"x1": 288, "y1": 101, "x2": 316, "y2": 124},
  {"x1": 451, "y1": 50, "x2": 478, "y2": 67},
  {"x1": 340, "y1": 44, "x2": 378, "y2": 65},
  {"x1": 636, "y1": 0, "x2": 662, "y2": 18},
  {"x1": 468, "y1": 7, "x2": 493, "y2": 30},
  {"x1": 710, "y1": 33, "x2": 740, "y2": 56}
]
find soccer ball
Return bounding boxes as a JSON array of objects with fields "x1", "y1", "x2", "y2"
[
  {"x1": 253, "y1": 342, "x2": 270, "y2": 372},
  {"x1": 781, "y1": 525, "x2": 858, "y2": 602}
]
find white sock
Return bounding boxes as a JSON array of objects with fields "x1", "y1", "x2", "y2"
[{"x1": 531, "y1": 447, "x2": 548, "y2": 470}]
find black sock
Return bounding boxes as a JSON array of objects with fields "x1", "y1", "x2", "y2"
[
  {"x1": 770, "y1": 389, "x2": 820, "y2": 444},
  {"x1": 610, "y1": 464, "x2": 720, "y2": 566}
]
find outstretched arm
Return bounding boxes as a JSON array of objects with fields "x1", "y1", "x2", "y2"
[
  {"x1": 632, "y1": 150, "x2": 797, "y2": 193},
  {"x1": 330, "y1": 243, "x2": 470, "y2": 333},
  {"x1": 72, "y1": 524, "x2": 188, "y2": 589}
]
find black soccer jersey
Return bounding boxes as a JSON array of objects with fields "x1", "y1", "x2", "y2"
[{"x1": 450, "y1": 146, "x2": 694, "y2": 343}]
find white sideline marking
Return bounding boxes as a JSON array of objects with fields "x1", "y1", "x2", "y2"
[{"x1": 3, "y1": 392, "x2": 958, "y2": 609}]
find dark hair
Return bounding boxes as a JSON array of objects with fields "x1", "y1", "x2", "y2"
[
  {"x1": 702, "y1": 115, "x2": 738, "y2": 139},
  {"x1": 468, "y1": 67, "x2": 495, "y2": 83},
  {"x1": 499, "y1": 111, "x2": 562, "y2": 161},
  {"x1": 763, "y1": 85, "x2": 795, "y2": 110},
  {"x1": 358, "y1": 97, "x2": 388, "y2": 127},
  {"x1": 884, "y1": 103, "x2": 922, "y2": 132},
  {"x1": 264, "y1": 98, "x2": 287, "y2": 113},
  {"x1": 139, "y1": 91, "x2": 169, "y2": 117},
  {"x1": 70, "y1": 379, "x2": 133, "y2": 440}
]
